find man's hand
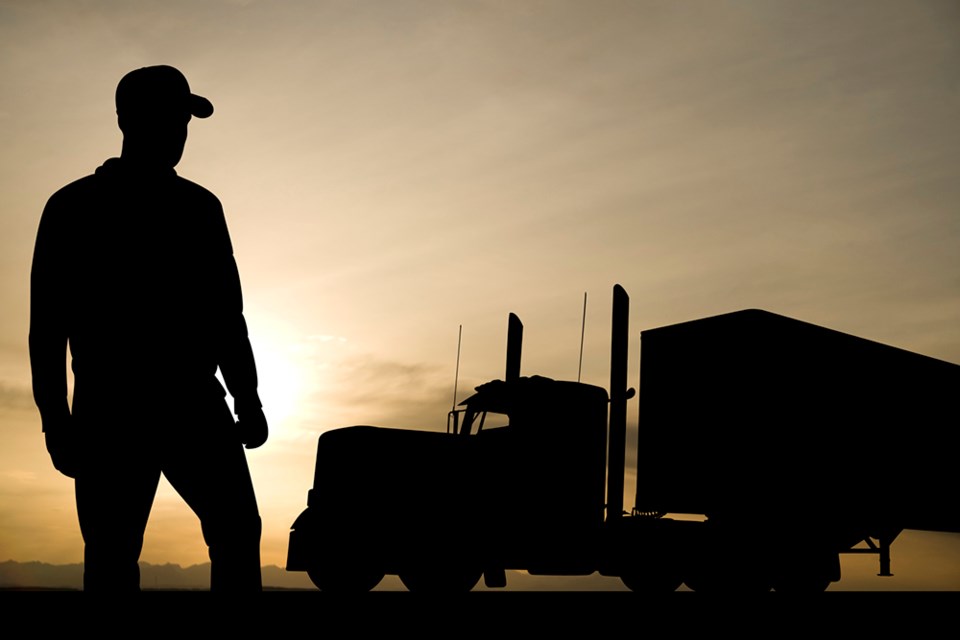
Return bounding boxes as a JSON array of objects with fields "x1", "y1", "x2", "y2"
[
  {"x1": 43, "y1": 415, "x2": 80, "y2": 478},
  {"x1": 237, "y1": 407, "x2": 268, "y2": 449}
]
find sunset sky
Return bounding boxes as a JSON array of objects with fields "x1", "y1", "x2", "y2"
[{"x1": 1, "y1": 1, "x2": 958, "y2": 590}]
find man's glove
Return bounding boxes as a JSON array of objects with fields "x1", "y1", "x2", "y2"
[
  {"x1": 43, "y1": 416, "x2": 80, "y2": 479},
  {"x1": 237, "y1": 406, "x2": 268, "y2": 449}
]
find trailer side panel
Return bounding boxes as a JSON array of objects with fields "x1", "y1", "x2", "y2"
[{"x1": 634, "y1": 309, "x2": 960, "y2": 540}]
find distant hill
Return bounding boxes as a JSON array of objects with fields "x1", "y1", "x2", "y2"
[
  {"x1": 0, "y1": 560, "x2": 316, "y2": 591},
  {"x1": 0, "y1": 559, "x2": 632, "y2": 591}
]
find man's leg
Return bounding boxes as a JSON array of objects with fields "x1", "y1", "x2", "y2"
[
  {"x1": 75, "y1": 436, "x2": 161, "y2": 592},
  {"x1": 162, "y1": 398, "x2": 262, "y2": 592}
]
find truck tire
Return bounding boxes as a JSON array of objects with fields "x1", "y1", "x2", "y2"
[
  {"x1": 307, "y1": 565, "x2": 385, "y2": 592},
  {"x1": 682, "y1": 556, "x2": 772, "y2": 593},
  {"x1": 398, "y1": 566, "x2": 483, "y2": 593},
  {"x1": 771, "y1": 573, "x2": 831, "y2": 594},
  {"x1": 683, "y1": 571, "x2": 772, "y2": 593},
  {"x1": 771, "y1": 548, "x2": 837, "y2": 593},
  {"x1": 620, "y1": 569, "x2": 683, "y2": 593},
  {"x1": 681, "y1": 524, "x2": 773, "y2": 593}
]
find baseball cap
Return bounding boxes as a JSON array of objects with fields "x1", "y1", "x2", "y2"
[{"x1": 115, "y1": 65, "x2": 214, "y2": 119}]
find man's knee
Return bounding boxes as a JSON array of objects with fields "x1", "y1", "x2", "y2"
[{"x1": 201, "y1": 511, "x2": 261, "y2": 549}]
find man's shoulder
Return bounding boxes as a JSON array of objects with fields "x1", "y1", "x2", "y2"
[
  {"x1": 46, "y1": 173, "x2": 99, "y2": 203},
  {"x1": 41, "y1": 174, "x2": 103, "y2": 222},
  {"x1": 45, "y1": 165, "x2": 224, "y2": 210},
  {"x1": 172, "y1": 175, "x2": 223, "y2": 210}
]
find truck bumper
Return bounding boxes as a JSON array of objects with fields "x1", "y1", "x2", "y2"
[{"x1": 285, "y1": 508, "x2": 314, "y2": 571}]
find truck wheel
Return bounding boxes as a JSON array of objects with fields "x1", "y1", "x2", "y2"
[
  {"x1": 772, "y1": 574, "x2": 830, "y2": 594},
  {"x1": 772, "y1": 551, "x2": 837, "y2": 593},
  {"x1": 620, "y1": 570, "x2": 683, "y2": 593},
  {"x1": 683, "y1": 564, "x2": 772, "y2": 593},
  {"x1": 683, "y1": 574, "x2": 771, "y2": 593},
  {"x1": 772, "y1": 564, "x2": 832, "y2": 594},
  {"x1": 307, "y1": 565, "x2": 384, "y2": 592},
  {"x1": 399, "y1": 567, "x2": 483, "y2": 593}
]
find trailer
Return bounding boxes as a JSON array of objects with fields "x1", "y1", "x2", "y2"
[{"x1": 286, "y1": 285, "x2": 959, "y2": 592}]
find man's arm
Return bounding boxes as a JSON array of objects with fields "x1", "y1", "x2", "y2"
[
  {"x1": 212, "y1": 201, "x2": 267, "y2": 449},
  {"x1": 30, "y1": 195, "x2": 77, "y2": 476}
]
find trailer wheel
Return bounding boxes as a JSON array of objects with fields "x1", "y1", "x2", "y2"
[
  {"x1": 307, "y1": 565, "x2": 384, "y2": 593},
  {"x1": 398, "y1": 566, "x2": 483, "y2": 593}
]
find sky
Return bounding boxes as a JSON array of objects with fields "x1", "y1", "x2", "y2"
[{"x1": 1, "y1": 0, "x2": 958, "y2": 590}]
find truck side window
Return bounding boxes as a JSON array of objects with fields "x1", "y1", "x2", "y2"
[{"x1": 477, "y1": 412, "x2": 509, "y2": 433}]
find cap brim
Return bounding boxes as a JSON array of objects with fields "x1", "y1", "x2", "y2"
[{"x1": 190, "y1": 94, "x2": 214, "y2": 119}]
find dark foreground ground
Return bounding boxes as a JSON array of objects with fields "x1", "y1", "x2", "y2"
[{"x1": 5, "y1": 589, "x2": 957, "y2": 635}]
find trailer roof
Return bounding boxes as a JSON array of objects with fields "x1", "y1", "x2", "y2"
[{"x1": 641, "y1": 308, "x2": 960, "y2": 374}]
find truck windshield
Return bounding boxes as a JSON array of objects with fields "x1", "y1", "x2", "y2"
[{"x1": 448, "y1": 408, "x2": 510, "y2": 435}]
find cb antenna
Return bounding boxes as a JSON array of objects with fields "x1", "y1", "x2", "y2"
[
  {"x1": 448, "y1": 324, "x2": 463, "y2": 435},
  {"x1": 451, "y1": 324, "x2": 462, "y2": 411},
  {"x1": 578, "y1": 291, "x2": 587, "y2": 382}
]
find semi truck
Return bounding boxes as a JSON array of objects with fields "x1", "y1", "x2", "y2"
[{"x1": 286, "y1": 284, "x2": 960, "y2": 592}]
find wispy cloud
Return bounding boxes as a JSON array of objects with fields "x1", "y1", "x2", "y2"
[
  {"x1": 1, "y1": 470, "x2": 38, "y2": 484},
  {"x1": 0, "y1": 381, "x2": 34, "y2": 412},
  {"x1": 301, "y1": 350, "x2": 454, "y2": 433}
]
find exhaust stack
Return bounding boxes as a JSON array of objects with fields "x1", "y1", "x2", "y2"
[
  {"x1": 607, "y1": 284, "x2": 629, "y2": 522},
  {"x1": 506, "y1": 312, "x2": 523, "y2": 382}
]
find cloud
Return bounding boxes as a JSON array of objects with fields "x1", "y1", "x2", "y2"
[
  {"x1": 0, "y1": 381, "x2": 35, "y2": 412},
  {"x1": 1, "y1": 470, "x2": 38, "y2": 484},
  {"x1": 301, "y1": 350, "x2": 454, "y2": 433},
  {"x1": 305, "y1": 335, "x2": 347, "y2": 344}
]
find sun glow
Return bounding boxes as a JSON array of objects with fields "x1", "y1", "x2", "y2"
[
  {"x1": 226, "y1": 333, "x2": 312, "y2": 439},
  {"x1": 255, "y1": 347, "x2": 305, "y2": 431},
  {"x1": 230, "y1": 329, "x2": 352, "y2": 441}
]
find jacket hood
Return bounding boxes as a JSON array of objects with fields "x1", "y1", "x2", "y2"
[{"x1": 95, "y1": 157, "x2": 177, "y2": 180}]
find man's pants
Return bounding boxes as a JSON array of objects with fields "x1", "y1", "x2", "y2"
[{"x1": 73, "y1": 395, "x2": 262, "y2": 592}]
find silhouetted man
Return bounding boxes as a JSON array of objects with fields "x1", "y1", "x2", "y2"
[{"x1": 29, "y1": 65, "x2": 267, "y2": 592}]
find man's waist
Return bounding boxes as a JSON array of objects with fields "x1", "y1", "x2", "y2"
[{"x1": 72, "y1": 368, "x2": 226, "y2": 395}]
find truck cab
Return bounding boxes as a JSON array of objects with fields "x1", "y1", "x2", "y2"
[{"x1": 286, "y1": 374, "x2": 610, "y2": 592}]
